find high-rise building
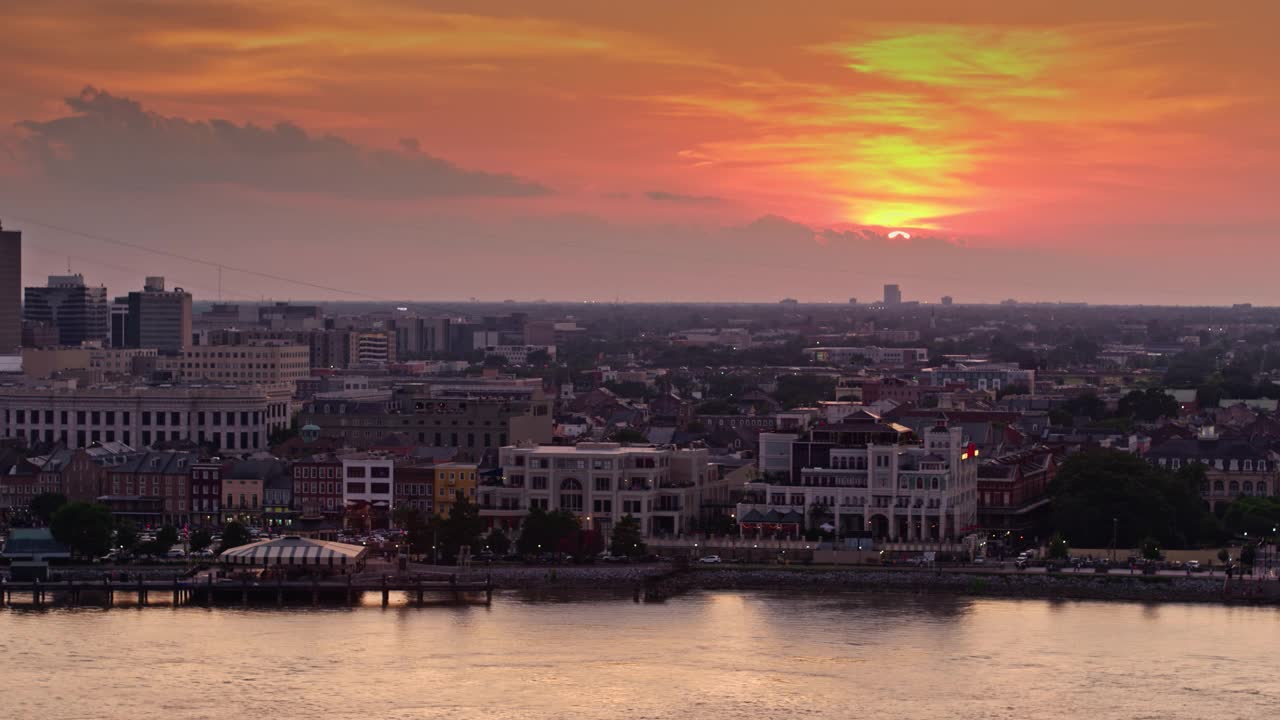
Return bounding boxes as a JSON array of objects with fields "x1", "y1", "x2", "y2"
[
  {"x1": 124, "y1": 277, "x2": 192, "y2": 354},
  {"x1": 0, "y1": 221, "x2": 20, "y2": 354},
  {"x1": 941, "y1": 295, "x2": 954, "y2": 306},
  {"x1": 883, "y1": 284, "x2": 902, "y2": 306},
  {"x1": 110, "y1": 297, "x2": 129, "y2": 348},
  {"x1": 23, "y1": 274, "x2": 110, "y2": 347}
]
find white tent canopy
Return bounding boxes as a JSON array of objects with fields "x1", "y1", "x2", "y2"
[{"x1": 219, "y1": 536, "x2": 368, "y2": 570}]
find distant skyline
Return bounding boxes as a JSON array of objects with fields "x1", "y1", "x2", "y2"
[{"x1": 2, "y1": 1, "x2": 1278, "y2": 304}]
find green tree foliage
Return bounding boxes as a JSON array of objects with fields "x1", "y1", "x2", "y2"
[
  {"x1": 114, "y1": 519, "x2": 140, "y2": 555},
  {"x1": 611, "y1": 428, "x2": 649, "y2": 443},
  {"x1": 1140, "y1": 536, "x2": 1163, "y2": 560},
  {"x1": 484, "y1": 527, "x2": 511, "y2": 556},
  {"x1": 603, "y1": 380, "x2": 650, "y2": 399},
  {"x1": 1049, "y1": 449, "x2": 1214, "y2": 548},
  {"x1": 438, "y1": 493, "x2": 485, "y2": 561},
  {"x1": 997, "y1": 383, "x2": 1031, "y2": 400},
  {"x1": 220, "y1": 521, "x2": 253, "y2": 551},
  {"x1": 773, "y1": 375, "x2": 837, "y2": 409},
  {"x1": 189, "y1": 529, "x2": 213, "y2": 554},
  {"x1": 609, "y1": 514, "x2": 646, "y2": 557},
  {"x1": 695, "y1": 399, "x2": 740, "y2": 415},
  {"x1": 1219, "y1": 496, "x2": 1280, "y2": 537},
  {"x1": 1117, "y1": 388, "x2": 1180, "y2": 422},
  {"x1": 517, "y1": 507, "x2": 581, "y2": 555},
  {"x1": 30, "y1": 492, "x2": 68, "y2": 524},
  {"x1": 1240, "y1": 543, "x2": 1257, "y2": 573},
  {"x1": 524, "y1": 349, "x2": 551, "y2": 367},
  {"x1": 50, "y1": 502, "x2": 115, "y2": 559},
  {"x1": 1047, "y1": 532, "x2": 1070, "y2": 561},
  {"x1": 1060, "y1": 393, "x2": 1106, "y2": 421}
]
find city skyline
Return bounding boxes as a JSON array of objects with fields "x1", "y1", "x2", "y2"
[{"x1": 2, "y1": 1, "x2": 1279, "y2": 304}]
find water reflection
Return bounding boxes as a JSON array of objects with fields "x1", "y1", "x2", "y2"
[{"x1": 1, "y1": 591, "x2": 1276, "y2": 720}]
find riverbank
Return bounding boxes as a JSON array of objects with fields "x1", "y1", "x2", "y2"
[{"x1": 468, "y1": 564, "x2": 1280, "y2": 605}]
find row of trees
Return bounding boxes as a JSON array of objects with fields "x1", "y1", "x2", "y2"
[
  {"x1": 1046, "y1": 449, "x2": 1263, "y2": 550},
  {"x1": 391, "y1": 497, "x2": 648, "y2": 563},
  {"x1": 33, "y1": 492, "x2": 255, "y2": 560}
]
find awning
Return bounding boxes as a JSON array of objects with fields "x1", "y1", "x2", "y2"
[{"x1": 219, "y1": 536, "x2": 369, "y2": 567}]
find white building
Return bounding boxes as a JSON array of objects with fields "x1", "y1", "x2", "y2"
[
  {"x1": 920, "y1": 363, "x2": 1035, "y2": 393},
  {"x1": 485, "y1": 443, "x2": 710, "y2": 538},
  {"x1": 0, "y1": 380, "x2": 293, "y2": 451},
  {"x1": 483, "y1": 345, "x2": 556, "y2": 365},
  {"x1": 341, "y1": 455, "x2": 395, "y2": 518},
  {"x1": 739, "y1": 421, "x2": 979, "y2": 542},
  {"x1": 803, "y1": 346, "x2": 928, "y2": 365}
]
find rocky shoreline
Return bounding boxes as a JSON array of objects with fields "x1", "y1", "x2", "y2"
[{"x1": 471, "y1": 565, "x2": 1279, "y2": 605}]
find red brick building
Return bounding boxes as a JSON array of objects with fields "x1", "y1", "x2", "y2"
[{"x1": 292, "y1": 454, "x2": 344, "y2": 521}]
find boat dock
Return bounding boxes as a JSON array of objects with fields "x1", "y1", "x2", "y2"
[{"x1": 0, "y1": 574, "x2": 495, "y2": 608}]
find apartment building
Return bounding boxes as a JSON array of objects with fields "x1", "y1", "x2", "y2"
[
  {"x1": 484, "y1": 443, "x2": 710, "y2": 537},
  {"x1": 738, "y1": 418, "x2": 980, "y2": 542}
]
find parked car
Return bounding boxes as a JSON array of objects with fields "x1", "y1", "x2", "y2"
[
  {"x1": 165, "y1": 547, "x2": 186, "y2": 559},
  {"x1": 971, "y1": 556, "x2": 985, "y2": 565},
  {"x1": 698, "y1": 555, "x2": 723, "y2": 564}
]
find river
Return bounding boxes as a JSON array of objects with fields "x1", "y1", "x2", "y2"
[{"x1": 1, "y1": 590, "x2": 1276, "y2": 719}]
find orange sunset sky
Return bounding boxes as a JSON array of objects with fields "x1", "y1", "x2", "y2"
[{"x1": 2, "y1": 0, "x2": 1278, "y2": 304}]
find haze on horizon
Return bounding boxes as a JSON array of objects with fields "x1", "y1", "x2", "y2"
[{"x1": 1, "y1": 0, "x2": 1278, "y2": 306}]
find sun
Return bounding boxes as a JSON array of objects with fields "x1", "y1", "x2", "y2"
[{"x1": 887, "y1": 230, "x2": 911, "y2": 239}]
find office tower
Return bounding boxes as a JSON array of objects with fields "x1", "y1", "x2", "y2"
[
  {"x1": 124, "y1": 276, "x2": 193, "y2": 354},
  {"x1": 110, "y1": 297, "x2": 129, "y2": 348},
  {"x1": 883, "y1": 284, "x2": 902, "y2": 306},
  {"x1": 23, "y1": 274, "x2": 110, "y2": 346},
  {"x1": 0, "y1": 221, "x2": 20, "y2": 353}
]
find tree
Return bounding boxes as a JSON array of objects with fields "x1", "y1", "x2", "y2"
[
  {"x1": 1220, "y1": 496, "x2": 1280, "y2": 537},
  {"x1": 773, "y1": 375, "x2": 837, "y2": 409},
  {"x1": 220, "y1": 521, "x2": 252, "y2": 551},
  {"x1": 484, "y1": 528, "x2": 511, "y2": 556},
  {"x1": 115, "y1": 519, "x2": 140, "y2": 556},
  {"x1": 1061, "y1": 393, "x2": 1106, "y2": 421},
  {"x1": 1048, "y1": 449, "x2": 1214, "y2": 549},
  {"x1": 29, "y1": 492, "x2": 68, "y2": 524},
  {"x1": 1117, "y1": 388, "x2": 1179, "y2": 423},
  {"x1": 997, "y1": 383, "x2": 1031, "y2": 400},
  {"x1": 189, "y1": 529, "x2": 213, "y2": 554},
  {"x1": 1217, "y1": 548, "x2": 1230, "y2": 564},
  {"x1": 1240, "y1": 543, "x2": 1257, "y2": 575},
  {"x1": 524, "y1": 349, "x2": 551, "y2": 367},
  {"x1": 517, "y1": 507, "x2": 581, "y2": 555},
  {"x1": 1140, "y1": 536, "x2": 1163, "y2": 561},
  {"x1": 50, "y1": 502, "x2": 115, "y2": 559},
  {"x1": 482, "y1": 354, "x2": 509, "y2": 368},
  {"x1": 611, "y1": 427, "x2": 648, "y2": 444},
  {"x1": 438, "y1": 492, "x2": 485, "y2": 561},
  {"x1": 1047, "y1": 532, "x2": 1070, "y2": 561},
  {"x1": 610, "y1": 514, "x2": 646, "y2": 557},
  {"x1": 140, "y1": 525, "x2": 180, "y2": 557}
]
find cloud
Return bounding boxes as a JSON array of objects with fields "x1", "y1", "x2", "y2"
[
  {"x1": 645, "y1": 190, "x2": 726, "y2": 205},
  {"x1": 16, "y1": 86, "x2": 551, "y2": 198}
]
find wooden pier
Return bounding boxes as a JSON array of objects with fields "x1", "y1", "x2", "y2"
[{"x1": 0, "y1": 574, "x2": 495, "y2": 609}]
